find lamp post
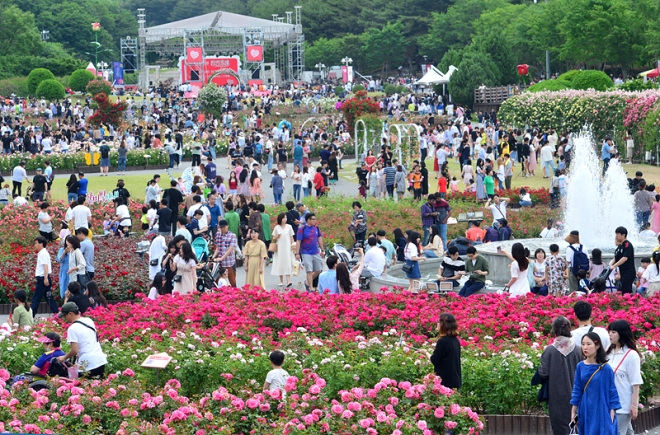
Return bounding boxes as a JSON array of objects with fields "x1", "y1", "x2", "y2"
[
  {"x1": 341, "y1": 57, "x2": 353, "y2": 66},
  {"x1": 533, "y1": 0, "x2": 551, "y2": 80},
  {"x1": 315, "y1": 63, "x2": 326, "y2": 80}
]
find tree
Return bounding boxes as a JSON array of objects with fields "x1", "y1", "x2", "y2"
[
  {"x1": 88, "y1": 93, "x2": 127, "y2": 127},
  {"x1": 361, "y1": 21, "x2": 407, "y2": 75},
  {"x1": 448, "y1": 51, "x2": 499, "y2": 107},
  {"x1": 0, "y1": 6, "x2": 40, "y2": 57},
  {"x1": 27, "y1": 68, "x2": 54, "y2": 95},
  {"x1": 69, "y1": 69, "x2": 95, "y2": 92},
  {"x1": 438, "y1": 49, "x2": 463, "y2": 75},
  {"x1": 305, "y1": 37, "x2": 343, "y2": 68},
  {"x1": 197, "y1": 83, "x2": 227, "y2": 119},
  {"x1": 474, "y1": 29, "x2": 517, "y2": 85},
  {"x1": 35, "y1": 79, "x2": 65, "y2": 100}
]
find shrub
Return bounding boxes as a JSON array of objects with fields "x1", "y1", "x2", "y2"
[
  {"x1": 334, "y1": 85, "x2": 345, "y2": 95},
  {"x1": 571, "y1": 70, "x2": 614, "y2": 91},
  {"x1": 35, "y1": 79, "x2": 65, "y2": 100},
  {"x1": 527, "y1": 79, "x2": 571, "y2": 93},
  {"x1": 68, "y1": 69, "x2": 95, "y2": 92},
  {"x1": 618, "y1": 79, "x2": 657, "y2": 92},
  {"x1": 396, "y1": 85, "x2": 408, "y2": 94},
  {"x1": 197, "y1": 83, "x2": 227, "y2": 118},
  {"x1": 557, "y1": 70, "x2": 580, "y2": 82},
  {"x1": 0, "y1": 77, "x2": 28, "y2": 97},
  {"x1": 26, "y1": 68, "x2": 55, "y2": 95},
  {"x1": 352, "y1": 84, "x2": 365, "y2": 92},
  {"x1": 86, "y1": 78, "x2": 113, "y2": 96},
  {"x1": 384, "y1": 84, "x2": 396, "y2": 95}
]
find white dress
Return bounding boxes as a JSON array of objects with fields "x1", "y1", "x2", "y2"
[
  {"x1": 271, "y1": 224, "x2": 294, "y2": 276},
  {"x1": 509, "y1": 261, "x2": 531, "y2": 297}
]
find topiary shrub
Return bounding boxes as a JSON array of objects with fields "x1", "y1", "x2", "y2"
[
  {"x1": 384, "y1": 84, "x2": 396, "y2": 95},
  {"x1": 86, "y1": 78, "x2": 113, "y2": 96},
  {"x1": 352, "y1": 84, "x2": 365, "y2": 92},
  {"x1": 557, "y1": 70, "x2": 580, "y2": 83},
  {"x1": 526, "y1": 79, "x2": 571, "y2": 93},
  {"x1": 35, "y1": 79, "x2": 65, "y2": 100},
  {"x1": 69, "y1": 69, "x2": 95, "y2": 92},
  {"x1": 27, "y1": 68, "x2": 55, "y2": 95},
  {"x1": 396, "y1": 85, "x2": 407, "y2": 94},
  {"x1": 571, "y1": 70, "x2": 614, "y2": 91},
  {"x1": 334, "y1": 86, "x2": 345, "y2": 95}
]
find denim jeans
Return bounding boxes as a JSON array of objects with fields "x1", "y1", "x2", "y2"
[
  {"x1": 386, "y1": 185, "x2": 394, "y2": 198},
  {"x1": 637, "y1": 210, "x2": 650, "y2": 229},
  {"x1": 32, "y1": 276, "x2": 59, "y2": 315},
  {"x1": 267, "y1": 153, "x2": 273, "y2": 171},
  {"x1": 294, "y1": 159, "x2": 302, "y2": 171},
  {"x1": 422, "y1": 226, "x2": 431, "y2": 245},
  {"x1": 118, "y1": 157, "x2": 127, "y2": 172},
  {"x1": 169, "y1": 154, "x2": 176, "y2": 168},
  {"x1": 68, "y1": 193, "x2": 78, "y2": 203},
  {"x1": 459, "y1": 280, "x2": 484, "y2": 297},
  {"x1": 424, "y1": 250, "x2": 439, "y2": 258},
  {"x1": 274, "y1": 193, "x2": 282, "y2": 205},
  {"x1": 544, "y1": 160, "x2": 556, "y2": 177},
  {"x1": 520, "y1": 200, "x2": 532, "y2": 207},
  {"x1": 293, "y1": 184, "x2": 301, "y2": 201},
  {"x1": 303, "y1": 187, "x2": 310, "y2": 197},
  {"x1": 210, "y1": 146, "x2": 216, "y2": 159},
  {"x1": 438, "y1": 223, "x2": 448, "y2": 251}
]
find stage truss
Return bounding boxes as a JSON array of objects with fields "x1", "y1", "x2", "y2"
[{"x1": 136, "y1": 7, "x2": 305, "y2": 89}]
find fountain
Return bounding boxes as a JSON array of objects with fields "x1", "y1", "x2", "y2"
[{"x1": 475, "y1": 132, "x2": 656, "y2": 285}]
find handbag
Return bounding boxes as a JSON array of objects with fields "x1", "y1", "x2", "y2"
[
  {"x1": 402, "y1": 263, "x2": 413, "y2": 273},
  {"x1": 149, "y1": 258, "x2": 159, "y2": 266},
  {"x1": 268, "y1": 243, "x2": 278, "y2": 253},
  {"x1": 173, "y1": 275, "x2": 182, "y2": 282},
  {"x1": 292, "y1": 260, "x2": 300, "y2": 276}
]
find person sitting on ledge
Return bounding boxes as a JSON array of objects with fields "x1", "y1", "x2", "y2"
[{"x1": 458, "y1": 246, "x2": 489, "y2": 297}]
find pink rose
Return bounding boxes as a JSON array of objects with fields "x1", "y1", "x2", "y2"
[{"x1": 417, "y1": 420, "x2": 428, "y2": 430}]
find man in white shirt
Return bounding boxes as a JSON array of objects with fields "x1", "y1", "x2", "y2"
[
  {"x1": 11, "y1": 160, "x2": 28, "y2": 197},
  {"x1": 570, "y1": 300, "x2": 610, "y2": 350},
  {"x1": 540, "y1": 219, "x2": 559, "y2": 238},
  {"x1": 13, "y1": 194, "x2": 27, "y2": 206},
  {"x1": 540, "y1": 140, "x2": 556, "y2": 178},
  {"x1": 485, "y1": 195, "x2": 509, "y2": 224},
  {"x1": 57, "y1": 302, "x2": 108, "y2": 378},
  {"x1": 32, "y1": 236, "x2": 59, "y2": 315},
  {"x1": 71, "y1": 196, "x2": 92, "y2": 230},
  {"x1": 360, "y1": 237, "x2": 387, "y2": 278},
  {"x1": 186, "y1": 195, "x2": 210, "y2": 228}
]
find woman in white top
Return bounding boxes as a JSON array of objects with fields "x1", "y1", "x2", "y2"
[
  {"x1": 606, "y1": 320, "x2": 643, "y2": 435},
  {"x1": 115, "y1": 198, "x2": 132, "y2": 236},
  {"x1": 64, "y1": 236, "x2": 86, "y2": 283},
  {"x1": 336, "y1": 248, "x2": 365, "y2": 294},
  {"x1": 301, "y1": 167, "x2": 312, "y2": 198},
  {"x1": 642, "y1": 251, "x2": 660, "y2": 296},
  {"x1": 504, "y1": 242, "x2": 530, "y2": 297},
  {"x1": 271, "y1": 213, "x2": 295, "y2": 287},
  {"x1": 290, "y1": 165, "x2": 302, "y2": 201},
  {"x1": 148, "y1": 234, "x2": 167, "y2": 280},
  {"x1": 170, "y1": 242, "x2": 198, "y2": 295}
]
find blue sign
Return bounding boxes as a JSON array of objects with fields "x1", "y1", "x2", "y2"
[{"x1": 112, "y1": 62, "x2": 124, "y2": 85}]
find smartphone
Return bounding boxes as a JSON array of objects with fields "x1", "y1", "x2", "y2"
[{"x1": 496, "y1": 246, "x2": 502, "y2": 253}]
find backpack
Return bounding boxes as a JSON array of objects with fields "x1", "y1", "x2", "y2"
[{"x1": 569, "y1": 244, "x2": 589, "y2": 277}]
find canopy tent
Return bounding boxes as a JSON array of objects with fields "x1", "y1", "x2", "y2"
[
  {"x1": 415, "y1": 65, "x2": 457, "y2": 85},
  {"x1": 639, "y1": 67, "x2": 660, "y2": 78}
]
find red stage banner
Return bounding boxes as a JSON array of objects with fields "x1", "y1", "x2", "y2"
[{"x1": 246, "y1": 45, "x2": 263, "y2": 62}]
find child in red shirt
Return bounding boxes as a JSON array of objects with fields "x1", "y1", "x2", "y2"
[
  {"x1": 437, "y1": 175, "x2": 447, "y2": 198},
  {"x1": 313, "y1": 167, "x2": 325, "y2": 197}
]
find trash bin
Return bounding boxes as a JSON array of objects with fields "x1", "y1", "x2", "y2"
[{"x1": 85, "y1": 152, "x2": 100, "y2": 166}]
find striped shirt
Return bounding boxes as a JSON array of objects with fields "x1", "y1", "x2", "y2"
[{"x1": 383, "y1": 166, "x2": 396, "y2": 186}]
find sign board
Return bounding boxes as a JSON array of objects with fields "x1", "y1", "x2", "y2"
[
  {"x1": 179, "y1": 56, "x2": 241, "y2": 88},
  {"x1": 246, "y1": 45, "x2": 263, "y2": 62},
  {"x1": 141, "y1": 352, "x2": 172, "y2": 369},
  {"x1": 86, "y1": 190, "x2": 118, "y2": 206}
]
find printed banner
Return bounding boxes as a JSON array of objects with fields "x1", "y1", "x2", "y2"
[
  {"x1": 112, "y1": 62, "x2": 124, "y2": 85},
  {"x1": 246, "y1": 45, "x2": 263, "y2": 62},
  {"x1": 347, "y1": 66, "x2": 354, "y2": 83},
  {"x1": 186, "y1": 47, "x2": 203, "y2": 62},
  {"x1": 341, "y1": 66, "x2": 348, "y2": 83}
]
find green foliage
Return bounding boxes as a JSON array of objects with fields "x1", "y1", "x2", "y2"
[
  {"x1": 395, "y1": 85, "x2": 407, "y2": 94},
  {"x1": 123, "y1": 73, "x2": 138, "y2": 85},
  {"x1": 351, "y1": 84, "x2": 365, "y2": 92},
  {"x1": 197, "y1": 83, "x2": 228, "y2": 118},
  {"x1": 449, "y1": 51, "x2": 499, "y2": 107},
  {"x1": 438, "y1": 49, "x2": 463, "y2": 75},
  {"x1": 27, "y1": 67, "x2": 54, "y2": 95},
  {"x1": 334, "y1": 86, "x2": 345, "y2": 95},
  {"x1": 35, "y1": 78, "x2": 65, "y2": 100},
  {"x1": 571, "y1": 70, "x2": 614, "y2": 91},
  {"x1": 86, "y1": 78, "x2": 113, "y2": 96},
  {"x1": 384, "y1": 84, "x2": 396, "y2": 95},
  {"x1": 69, "y1": 69, "x2": 95, "y2": 92},
  {"x1": 617, "y1": 79, "x2": 657, "y2": 92},
  {"x1": 557, "y1": 70, "x2": 580, "y2": 82},
  {"x1": 0, "y1": 6, "x2": 41, "y2": 58},
  {"x1": 0, "y1": 77, "x2": 28, "y2": 97},
  {"x1": 473, "y1": 29, "x2": 517, "y2": 85},
  {"x1": 361, "y1": 21, "x2": 407, "y2": 74},
  {"x1": 526, "y1": 79, "x2": 571, "y2": 92}
]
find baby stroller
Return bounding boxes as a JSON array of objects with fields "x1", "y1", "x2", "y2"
[
  {"x1": 197, "y1": 260, "x2": 221, "y2": 292},
  {"x1": 192, "y1": 236, "x2": 210, "y2": 263}
]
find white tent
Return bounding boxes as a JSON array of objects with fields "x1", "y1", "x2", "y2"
[{"x1": 415, "y1": 65, "x2": 457, "y2": 85}]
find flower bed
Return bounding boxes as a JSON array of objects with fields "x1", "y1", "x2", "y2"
[{"x1": 0, "y1": 290, "x2": 659, "y2": 433}]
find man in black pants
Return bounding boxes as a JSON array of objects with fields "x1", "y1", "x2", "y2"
[
  {"x1": 163, "y1": 180, "x2": 184, "y2": 236},
  {"x1": 611, "y1": 226, "x2": 635, "y2": 294},
  {"x1": 11, "y1": 160, "x2": 28, "y2": 196}
]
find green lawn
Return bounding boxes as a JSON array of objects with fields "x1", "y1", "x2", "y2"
[{"x1": 47, "y1": 171, "x2": 183, "y2": 203}]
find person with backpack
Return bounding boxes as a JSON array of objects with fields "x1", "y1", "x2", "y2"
[
  {"x1": 28, "y1": 333, "x2": 65, "y2": 377},
  {"x1": 565, "y1": 230, "x2": 589, "y2": 294}
]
